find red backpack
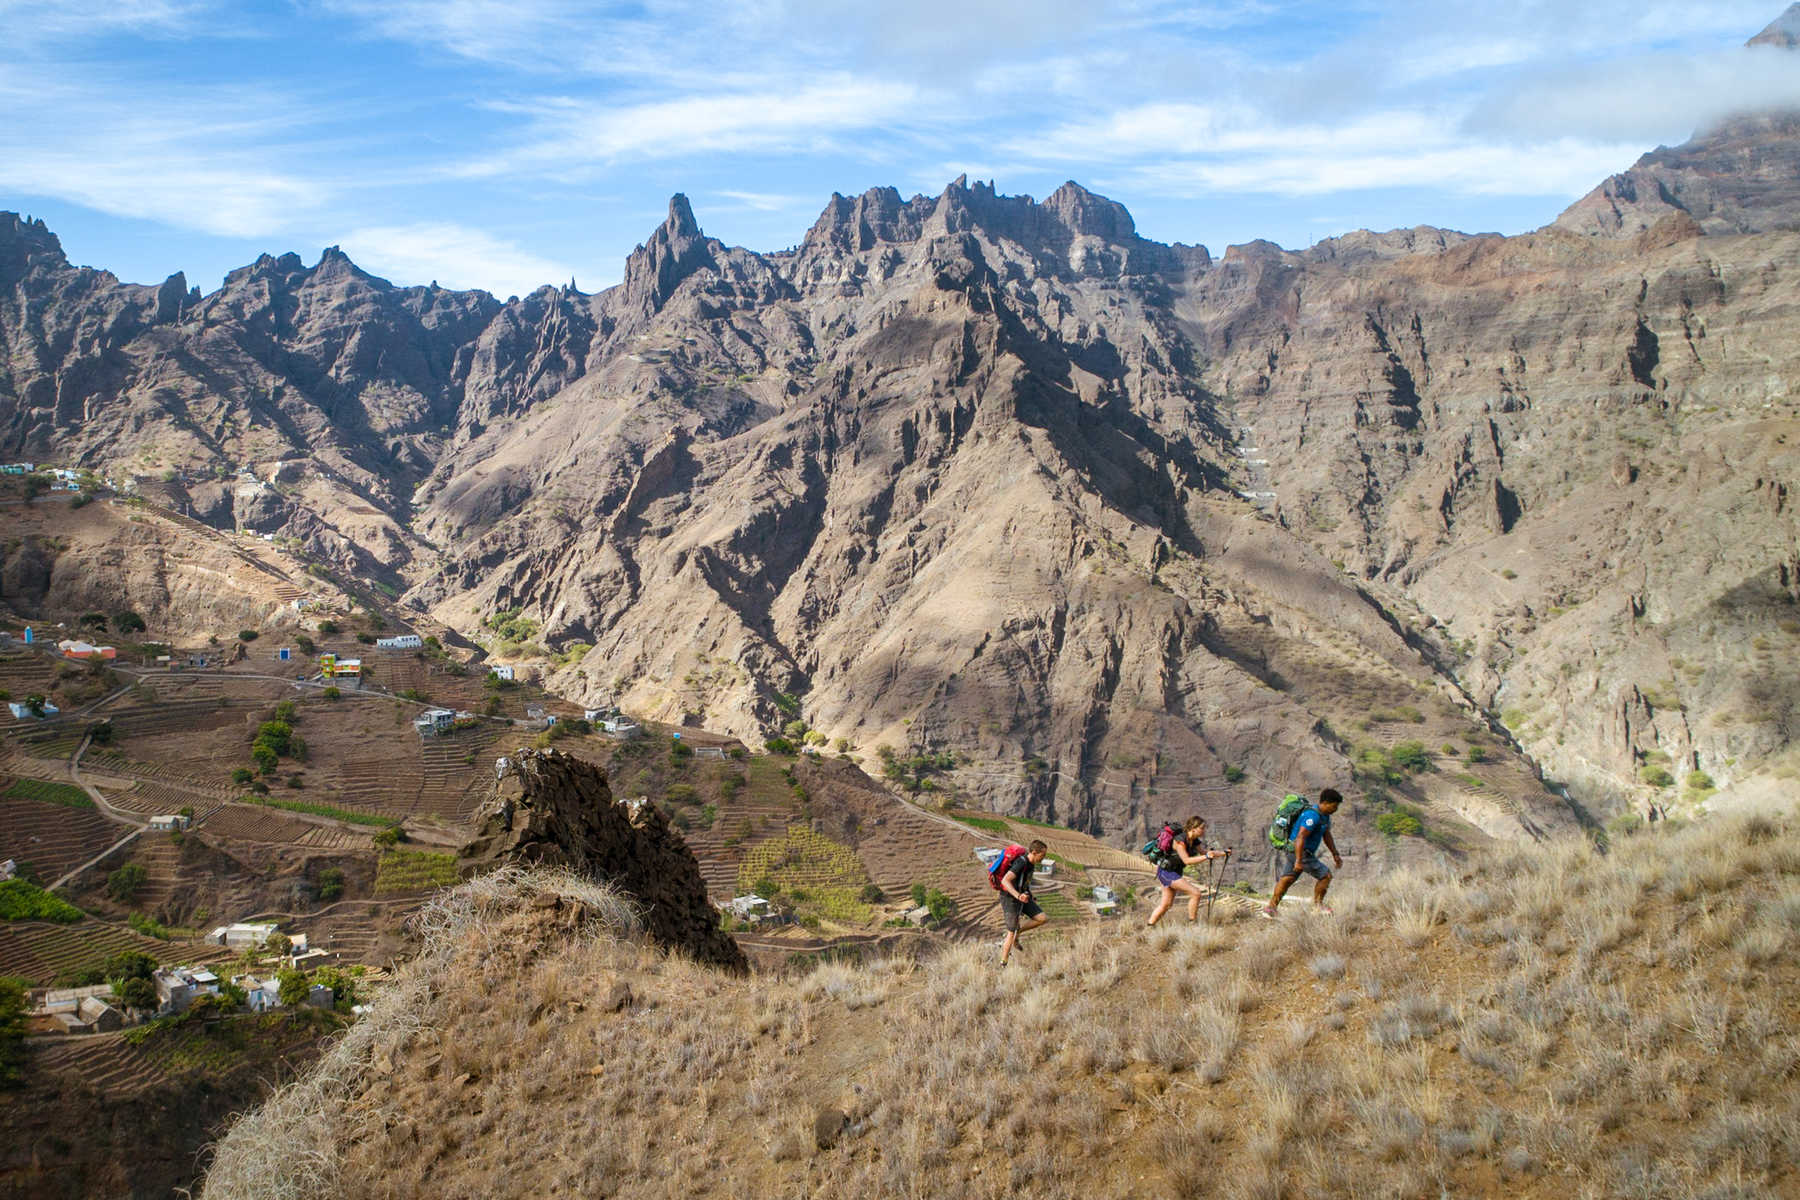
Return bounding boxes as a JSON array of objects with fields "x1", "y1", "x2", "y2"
[{"x1": 986, "y1": 844, "x2": 1029, "y2": 890}]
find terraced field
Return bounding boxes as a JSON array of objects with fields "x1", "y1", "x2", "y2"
[
  {"x1": 81, "y1": 750, "x2": 227, "y2": 794},
  {"x1": 373, "y1": 849, "x2": 459, "y2": 895},
  {"x1": 0, "y1": 918, "x2": 221, "y2": 985},
  {"x1": 98, "y1": 780, "x2": 227, "y2": 823},
  {"x1": 98, "y1": 699, "x2": 242, "y2": 739},
  {"x1": 0, "y1": 789, "x2": 125, "y2": 881},
  {"x1": 202, "y1": 803, "x2": 368, "y2": 850},
  {"x1": 123, "y1": 837, "x2": 189, "y2": 913},
  {"x1": 31, "y1": 1008, "x2": 334, "y2": 1099}
]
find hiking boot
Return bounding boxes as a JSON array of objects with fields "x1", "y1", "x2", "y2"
[
  {"x1": 1258, "y1": 905, "x2": 1277, "y2": 920},
  {"x1": 1312, "y1": 904, "x2": 1335, "y2": 917}
]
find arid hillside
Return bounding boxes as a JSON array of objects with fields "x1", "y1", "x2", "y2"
[
  {"x1": 204, "y1": 805, "x2": 1800, "y2": 1200},
  {"x1": 5, "y1": 37, "x2": 1800, "y2": 841}
]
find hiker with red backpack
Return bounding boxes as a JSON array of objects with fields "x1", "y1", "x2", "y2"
[
  {"x1": 990, "y1": 839, "x2": 1049, "y2": 965},
  {"x1": 1145, "y1": 815, "x2": 1230, "y2": 927},
  {"x1": 1261, "y1": 788, "x2": 1343, "y2": 918}
]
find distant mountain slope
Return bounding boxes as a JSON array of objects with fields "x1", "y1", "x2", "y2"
[{"x1": 4, "y1": 33, "x2": 1800, "y2": 842}]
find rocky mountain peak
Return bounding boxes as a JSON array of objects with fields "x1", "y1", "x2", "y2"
[
  {"x1": 0, "y1": 211, "x2": 72, "y2": 283},
  {"x1": 802, "y1": 185, "x2": 933, "y2": 253},
  {"x1": 1043, "y1": 179, "x2": 1137, "y2": 241},
  {"x1": 1750, "y1": 3, "x2": 1800, "y2": 47},
  {"x1": 620, "y1": 192, "x2": 718, "y2": 315},
  {"x1": 312, "y1": 244, "x2": 369, "y2": 282},
  {"x1": 663, "y1": 192, "x2": 700, "y2": 240}
]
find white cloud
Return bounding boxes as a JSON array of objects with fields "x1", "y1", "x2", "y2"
[
  {"x1": 339, "y1": 222, "x2": 574, "y2": 297},
  {"x1": 1124, "y1": 137, "x2": 1638, "y2": 199},
  {"x1": 0, "y1": 68, "x2": 334, "y2": 237},
  {"x1": 0, "y1": 0, "x2": 212, "y2": 43},
  {"x1": 714, "y1": 190, "x2": 809, "y2": 212},
  {"x1": 459, "y1": 78, "x2": 920, "y2": 177},
  {"x1": 1465, "y1": 46, "x2": 1800, "y2": 144}
]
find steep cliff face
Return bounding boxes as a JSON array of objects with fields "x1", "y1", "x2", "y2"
[{"x1": 5, "y1": 106, "x2": 1800, "y2": 835}]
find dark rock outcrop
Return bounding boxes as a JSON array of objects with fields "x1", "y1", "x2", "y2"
[{"x1": 460, "y1": 748, "x2": 747, "y2": 973}]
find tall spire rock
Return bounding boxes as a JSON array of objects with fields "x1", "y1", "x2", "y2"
[{"x1": 621, "y1": 193, "x2": 717, "y2": 315}]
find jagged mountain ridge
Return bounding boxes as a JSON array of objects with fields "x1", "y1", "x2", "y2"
[{"x1": 5, "y1": 105, "x2": 1800, "y2": 845}]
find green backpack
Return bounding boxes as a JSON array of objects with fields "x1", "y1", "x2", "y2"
[{"x1": 1267, "y1": 794, "x2": 1310, "y2": 851}]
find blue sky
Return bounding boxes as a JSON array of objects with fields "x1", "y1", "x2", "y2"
[{"x1": 4, "y1": 1, "x2": 1797, "y2": 298}]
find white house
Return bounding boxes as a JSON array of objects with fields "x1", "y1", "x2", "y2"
[
  {"x1": 1091, "y1": 885, "x2": 1119, "y2": 916},
  {"x1": 208, "y1": 922, "x2": 278, "y2": 950},
  {"x1": 39, "y1": 984, "x2": 114, "y2": 1016},
  {"x1": 0, "y1": 860, "x2": 15, "y2": 881},
  {"x1": 489, "y1": 665, "x2": 515, "y2": 682},
  {"x1": 376, "y1": 634, "x2": 424, "y2": 650},
  {"x1": 413, "y1": 708, "x2": 456, "y2": 736},
  {"x1": 600, "y1": 715, "x2": 640, "y2": 738},
  {"x1": 153, "y1": 966, "x2": 222, "y2": 1013},
  {"x1": 232, "y1": 974, "x2": 284, "y2": 1012},
  {"x1": 721, "y1": 895, "x2": 774, "y2": 923},
  {"x1": 7, "y1": 701, "x2": 58, "y2": 720},
  {"x1": 149, "y1": 814, "x2": 192, "y2": 832}
]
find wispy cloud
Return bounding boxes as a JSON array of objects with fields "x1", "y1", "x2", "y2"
[
  {"x1": 458, "y1": 78, "x2": 920, "y2": 178},
  {"x1": 0, "y1": 0, "x2": 213, "y2": 44},
  {"x1": 0, "y1": 67, "x2": 337, "y2": 237},
  {"x1": 339, "y1": 222, "x2": 573, "y2": 296},
  {"x1": 714, "y1": 190, "x2": 811, "y2": 212}
]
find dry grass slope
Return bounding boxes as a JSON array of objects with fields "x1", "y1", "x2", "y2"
[{"x1": 206, "y1": 809, "x2": 1800, "y2": 1200}]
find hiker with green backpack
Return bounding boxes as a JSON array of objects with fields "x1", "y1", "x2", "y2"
[
  {"x1": 1144, "y1": 815, "x2": 1230, "y2": 927},
  {"x1": 1261, "y1": 788, "x2": 1343, "y2": 918}
]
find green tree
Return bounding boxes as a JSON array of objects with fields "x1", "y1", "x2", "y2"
[
  {"x1": 909, "y1": 882, "x2": 928, "y2": 908},
  {"x1": 266, "y1": 931, "x2": 293, "y2": 955},
  {"x1": 276, "y1": 968, "x2": 309, "y2": 1007},
  {"x1": 238, "y1": 629, "x2": 260, "y2": 642},
  {"x1": 103, "y1": 950, "x2": 156, "y2": 983},
  {"x1": 924, "y1": 889, "x2": 955, "y2": 924},
  {"x1": 1389, "y1": 741, "x2": 1432, "y2": 772},
  {"x1": 753, "y1": 877, "x2": 777, "y2": 900},
  {"x1": 79, "y1": 612, "x2": 108, "y2": 631},
  {"x1": 114, "y1": 976, "x2": 158, "y2": 1013},
  {"x1": 313, "y1": 966, "x2": 357, "y2": 1011},
  {"x1": 106, "y1": 863, "x2": 147, "y2": 903},
  {"x1": 317, "y1": 867, "x2": 345, "y2": 902},
  {"x1": 112, "y1": 612, "x2": 147, "y2": 634}
]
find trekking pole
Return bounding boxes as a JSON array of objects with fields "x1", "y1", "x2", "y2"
[{"x1": 1206, "y1": 847, "x2": 1231, "y2": 924}]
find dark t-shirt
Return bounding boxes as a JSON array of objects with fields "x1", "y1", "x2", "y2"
[
  {"x1": 1160, "y1": 835, "x2": 1201, "y2": 872},
  {"x1": 1003, "y1": 853, "x2": 1034, "y2": 895}
]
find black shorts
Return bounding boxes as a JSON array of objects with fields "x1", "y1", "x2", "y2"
[{"x1": 1000, "y1": 893, "x2": 1044, "y2": 931}]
